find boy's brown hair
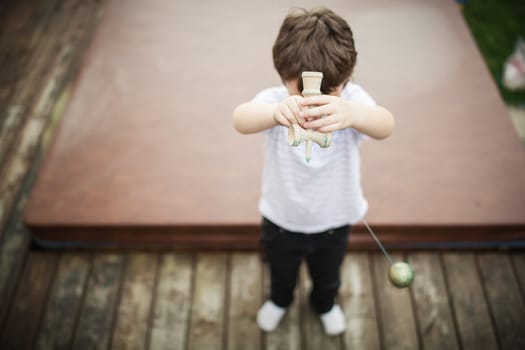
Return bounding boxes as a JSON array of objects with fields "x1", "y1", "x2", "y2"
[{"x1": 273, "y1": 7, "x2": 357, "y2": 94}]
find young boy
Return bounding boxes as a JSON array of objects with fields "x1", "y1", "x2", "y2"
[{"x1": 232, "y1": 7, "x2": 394, "y2": 335}]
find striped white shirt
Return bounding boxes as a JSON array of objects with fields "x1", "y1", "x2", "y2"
[{"x1": 253, "y1": 82, "x2": 375, "y2": 233}]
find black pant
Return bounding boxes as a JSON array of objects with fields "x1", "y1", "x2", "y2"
[{"x1": 261, "y1": 217, "x2": 350, "y2": 314}]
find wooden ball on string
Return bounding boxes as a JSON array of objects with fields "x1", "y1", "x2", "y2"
[{"x1": 388, "y1": 261, "x2": 415, "y2": 288}]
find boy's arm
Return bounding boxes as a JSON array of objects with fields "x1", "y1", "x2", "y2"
[
  {"x1": 345, "y1": 103, "x2": 394, "y2": 140},
  {"x1": 232, "y1": 102, "x2": 278, "y2": 134},
  {"x1": 233, "y1": 96, "x2": 305, "y2": 134},
  {"x1": 301, "y1": 96, "x2": 394, "y2": 140}
]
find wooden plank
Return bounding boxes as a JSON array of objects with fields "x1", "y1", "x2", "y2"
[
  {"x1": 187, "y1": 253, "x2": 228, "y2": 350},
  {"x1": 0, "y1": 102, "x2": 56, "y2": 326},
  {"x1": 0, "y1": 0, "x2": 67, "y2": 166},
  {"x1": 0, "y1": 251, "x2": 57, "y2": 349},
  {"x1": 478, "y1": 253, "x2": 525, "y2": 349},
  {"x1": 227, "y1": 253, "x2": 262, "y2": 350},
  {"x1": 263, "y1": 262, "x2": 302, "y2": 350},
  {"x1": 0, "y1": 0, "x2": 70, "y2": 165},
  {"x1": 0, "y1": 0, "x2": 21, "y2": 37},
  {"x1": 0, "y1": 0, "x2": 55, "y2": 239},
  {"x1": 0, "y1": 0, "x2": 104, "y2": 238},
  {"x1": 442, "y1": 253, "x2": 498, "y2": 350},
  {"x1": 300, "y1": 263, "x2": 341, "y2": 350},
  {"x1": 0, "y1": 0, "x2": 106, "y2": 153},
  {"x1": 0, "y1": 0, "x2": 55, "y2": 116},
  {"x1": 372, "y1": 253, "x2": 419, "y2": 350},
  {"x1": 0, "y1": 0, "x2": 52, "y2": 55},
  {"x1": 35, "y1": 253, "x2": 91, "y2": 350},
  {"x1": 149, "y1": 253, "x2": 193, "y2": 350},
  {"x1": 407, "y1": 252, "x2": 459, "y2": 350},
  {"x1": 72, "y1": 253, "x2": 124, "y2": 350},
  {"x1": 111, "y1": 253, "x2": 158, "y2": 350},
  {"x1": 511, "y1": 252, "x2": 525, "y2": 302},
  {"x1": 340, "y1": 253, "x2": 380, "y2": 350},
  {"x1": 0, "y1": 217, "x2": 29, "y2": 328},
  {"x1": 0, "y1": 177, "x2": 34, "y2": 327}
]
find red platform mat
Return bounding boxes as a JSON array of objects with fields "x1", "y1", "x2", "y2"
[{"x1": 24, "y1": 0, "x2": 525, "y2": 248}]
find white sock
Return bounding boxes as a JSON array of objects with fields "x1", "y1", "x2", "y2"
[
  {"x1": 320, "y1": 304, "x2": 346, "y2": 335},
  {"x1": 256, "y1": 300, "x2": 286, "y2": 332}
]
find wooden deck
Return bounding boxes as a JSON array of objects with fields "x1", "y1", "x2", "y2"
[
  {"x1": 1, "y1": 242, "x2": 525, "y2": 349},
  {"x1": 0, "y1": 0, "x2": 525, "y2": 349}
]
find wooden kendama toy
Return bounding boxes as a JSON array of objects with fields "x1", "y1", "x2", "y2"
[{"x1": 288, "y1": 71, "x2": 331, "y2": 162}]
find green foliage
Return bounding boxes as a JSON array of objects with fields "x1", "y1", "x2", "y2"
[{"x1": 462, "y1": 0, "x2": 525, "y2": 105}]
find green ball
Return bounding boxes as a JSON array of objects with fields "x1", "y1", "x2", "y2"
[{"x1": 388, "y1": 261, "x2": 414, "y2": 288}]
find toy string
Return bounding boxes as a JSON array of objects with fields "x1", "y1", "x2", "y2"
[{"x1": 362, "y1": 219, "x2": 393, "y2": 265}]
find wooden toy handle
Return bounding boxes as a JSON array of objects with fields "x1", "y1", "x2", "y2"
[
  {"x1": 288, "y1": 71, "x2": 332, "y2": 162},
  {"x1": 301, "y1": 71, "x2": 324, "y2": 97}
]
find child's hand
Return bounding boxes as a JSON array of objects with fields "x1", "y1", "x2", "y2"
[
  {"x1": 273, "y1": 95, "x2": 305, "y2": 127},
  {"x1": 300, "y1": 95, "x2": 363, "y2": 133}
]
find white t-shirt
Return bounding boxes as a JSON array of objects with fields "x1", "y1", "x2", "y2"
[{"x1": 252, "y1": 82, "x2": 376, "y2": 233}]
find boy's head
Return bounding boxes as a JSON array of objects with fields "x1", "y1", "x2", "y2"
[{"x1": 273, "y1": 7, "x2": 357, "y2": 95}]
